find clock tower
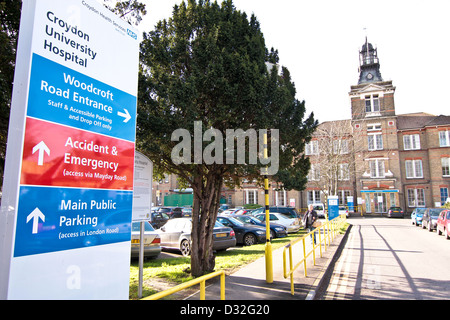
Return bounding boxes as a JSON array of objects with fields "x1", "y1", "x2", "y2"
[
  {"x1": 358, "y1": 37, "x2": 383, "y2": 84},
  {"x1": 349, "y1": 38, "x2": 396, "y2": 120}
]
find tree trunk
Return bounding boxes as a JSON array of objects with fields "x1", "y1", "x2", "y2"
[{"x1": 190, "y1": 168, "x2": 223, "y2": 277}]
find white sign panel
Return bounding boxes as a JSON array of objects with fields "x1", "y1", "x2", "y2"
[
  {"x1": 0, "y1": 0, "x2": 139, "y2": 299},
  {"x1": 133, "y1": 152, "x2": 153, "y2": 221}
]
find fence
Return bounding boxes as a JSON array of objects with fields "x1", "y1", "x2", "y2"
[
  {"x1": 142, "y1": 270, "x2": 225, "y2": 301},
  {"x1": 282, "y1": 214, "x2": 347, "y2": 295}
]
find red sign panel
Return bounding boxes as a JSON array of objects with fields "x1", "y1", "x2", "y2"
[{"x1": 21, "y1": 117, "x2": 134, "y2": 190}]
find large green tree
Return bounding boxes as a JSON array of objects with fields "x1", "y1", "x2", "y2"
[{"x1": 138, "y1": 0, "x2": 317, "y2": 276}]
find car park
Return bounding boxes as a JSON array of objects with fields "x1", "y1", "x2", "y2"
[
  {"x1": 255, "y1": 212, "x2": 301, "y2": 233},
  {"x1": 130, "y1": 221, "x2": 161, "y2": 259},
  {"x1": 422, "y1": 208, "x2": 445, "y2": 232},
  {"x1": 386, "y1": 206, "x2": 404, "y2": 218},
  {"x1": 231, "y1": 214, "x2": 288, "y2": 238},
  {"x1": 217, "y1": 216, "x2": 266, "y2": 246},
  {"x1": 436, "y1": 209, "x2": 450, "y2": 239},
  {"x1": 156, "y1": 218, "x2": 236, "y2": 256},
  {"x1": 411, "y1": 207, "x2": 427, "y2": 226}
]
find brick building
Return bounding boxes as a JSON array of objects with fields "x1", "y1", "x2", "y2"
[{"x1": 301, "y1": 39, "x2": 450, "y2": 214}]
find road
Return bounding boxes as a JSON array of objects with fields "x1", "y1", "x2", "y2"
[{"x1": 318, "y1": 216, "x2": 450, "y2": 300}]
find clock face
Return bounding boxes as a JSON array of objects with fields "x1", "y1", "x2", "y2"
[{"x1": 366, "y1": 73, "x2": 373, "y2": 80}]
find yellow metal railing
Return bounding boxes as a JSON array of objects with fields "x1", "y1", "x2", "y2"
[
  {"x1": 283, "y1": 215, "x2": 347, "y2": 295},
  {"x1": 142, "y1": 270, "x2": 226, "y2": 300}
]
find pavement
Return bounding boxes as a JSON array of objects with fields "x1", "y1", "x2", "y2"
[{"x1": 185, "y1": 226, "x2": 349, "y2": 300}]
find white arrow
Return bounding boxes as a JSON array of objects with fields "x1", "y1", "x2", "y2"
[
  {"x1": 117, "y1": 108, "x2": 131, "y2": 123},
  {"x1": 32, "y1": 141, "x2": 50, "y2": 166},
  {"x1": 26, "y1": 208, "x2": 45, "y2": 234}
]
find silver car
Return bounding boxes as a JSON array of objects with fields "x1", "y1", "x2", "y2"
[
  {"x1": 156, "y1": 218, "x2": 236, "y2": 256},
  {"x1": 130, "y1": 221, "x2": 161, "y2": 259}
]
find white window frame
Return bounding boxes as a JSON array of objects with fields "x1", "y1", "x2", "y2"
[
  {"x1": 305, "y1": 140, "x2": 319, "y2": 155},
  {"x1": 245, "y1": 190, "x2": 258, "y2": 205},
  {"x1": 338, "y1": 163, "x2": 350, "y2": 181},
  {"x1": 405, "y1": 160, "x2": 423, "y2": 179},
  {"x1": 307, "y1": 190, "x2": 321, "y2": 204},
  {"x1": 439, "y1": 131, "x2": 450, "y2": 147},
  {"x1": 403, "y1": 134, "x2": 421, "y2": 150},
  {"x1": 365, "y1": 94, "x2": 380, "y2": 113},
  {"x1": 369, "y1": 159, "x2": 385, "y2": 178},
  {"x1": 407, "y1": 188, "x2": 425, "y2": 207},
  {"x1": 308, "y1": 164, "x2": 320, "y2": 181},
  {"x1": 275, "y1": 190, "x2": 286, "y2": 206},
  {"x1": 442, "y1": 157, "x2": 450, "y2": 177},
  {"x1": 368, "y1": 133, "x2": 383, "y2": 150}
]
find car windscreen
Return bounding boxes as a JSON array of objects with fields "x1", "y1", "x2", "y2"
[
  {"x1": 132, "y1": 221, "x2": 155, "y2": 232},
  {"x1": 429, "y1": 208, "x2": 444, "y2": 216}
]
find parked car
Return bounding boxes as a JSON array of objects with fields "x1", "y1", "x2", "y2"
[
  {"x1": 217, "y1": 216, "x2": 266, "y2": 246},
  {"x1": 255, "y1": 212, "x2": 301, "y2": 233},
  {"x1": 156, "y1": 218, "x2": 236, "y2": 256},
  {"x1": 252, "y1": 206, "x2": 301, "y2": 219},
  {"x1": 386, "y1": 206, "x2": 404, "y2": 218},
  {"x1": 150, "y1": 211, "x2": 169, "y2": 229},
  {"x1": 311, "y1": 203, "x2": 326, "y2": 218},
  {"x1": 422, "y1": 208, "x2": 445, "y2": 231},
  {"x1": 158, "y1": 207, "x2": 183, "y2": 219},
  {"x1": 436, "y1": 209, "x2": 450, "y2": 239},
  {"x1": 130, "y1": 221, "x2": 161, "y2": 259},
  {"x1": 181, "y1": 207, "x2": 192, "y2": 217},
  {"x1": 338, "y1": 206, "x2": 349, "y2": 217},
  {"x1": 230, "y1": 214, "x2": 288, "y2": 238},
  {"x1": 221, "y1": 208, "x2": 241, "y2": 215},
  {"x1": 411, "y1": 207, "x2": 427, "y2": 226}
]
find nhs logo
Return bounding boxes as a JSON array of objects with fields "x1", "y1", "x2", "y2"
[{"x1": 127, "y1": 29, "x2": 137, "y2": 40}]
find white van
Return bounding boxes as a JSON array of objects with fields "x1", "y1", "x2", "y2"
[{"x1": 312, "y1": 203, "x2": 326, "y2": 218}]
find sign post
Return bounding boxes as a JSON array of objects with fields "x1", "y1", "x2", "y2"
[{"x1": 0, "y1": 0, "x2": 139, "y2": 299}]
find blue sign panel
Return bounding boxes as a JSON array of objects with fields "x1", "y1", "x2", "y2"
[
  {"x1": 28, "y1": 54, "x2": 136, "y2": 141},
  {"x1": 14, "y1": 186, "x2": 132, "y2": 257}
]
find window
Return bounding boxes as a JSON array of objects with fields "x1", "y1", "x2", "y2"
[
  {"x1": 405, "y1": 160, "x2": 423, "y2": 178},
  {"x1": 369, "y1": 159, "x2": 385, "y2": 178},
  {"x1": 308, "y1": 164, "x2": 320, "y2": 181},
  {"x1": 307, "y1": 190, "x2": 321, "y2": 204},
  {"x1": 276, "y1": 190, "x2": 286, "y2": 206},
  {"x1": 338, "y1": 163, "x2": 350, "y2": 180},
  {"x1": 439, "y1": 131, "x2": 450, "y2": 147},
  {"x1": 365, "y1": 95, "x2": 380, "y2": 113},
  {"x1": 333, "y1": 140, "x2": 349, "y2": 154},
  {"x1": 338, "y1": 190, "x2": 351, "y2": 205},
  {"x1": 245, "y1": 190, "x2": 258, "y2": 205},
  {"x1": 441, "y1": 188, "x2": 449, "y2": 206},
  {"x1": 368, "y1": 133, "x2": 383, "y2": 150},
  {"x1": 442, "y1": 158, "x2": 450, "y2": 177},
  {"x1": 403, "y1": 134, "x2": 421, "y2": 150},
  {"x1": 407, "y1": 189, "x2": 425, "y2": 207},
  {"x1": 305, "y1": 140, "x2": 319, "y2": 155}
]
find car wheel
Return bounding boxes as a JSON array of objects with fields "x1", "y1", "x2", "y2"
[
  {"x1": 437, "y1": 226, "x2": 442, "y2": 236},
  {"x1": 243, "y1": 233, "x2": 257, "y2": 246},
  {"x1": 428, "y1": 222, "x2": 432, "y2": 232},
  {"x1": 445, "y1": 228, "x2": 450, "y2": 240},
  {"x1": 422, "y1": 221, "x2": 426, "y2": 229},
  {"x1": 270, "y1": 230, "x2": 276, "y2": 239},
  {"x1": 180, "y1": 239, "x2": 191, "y2": 256}
]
